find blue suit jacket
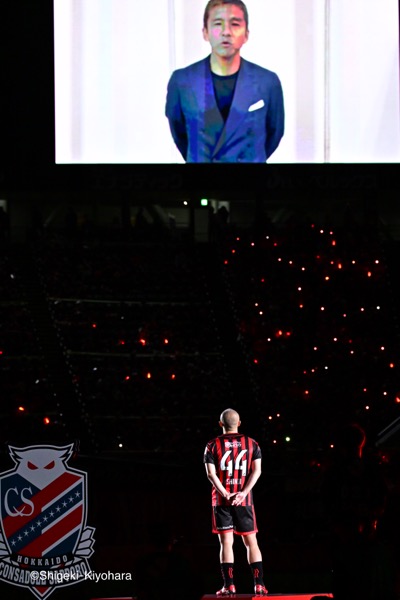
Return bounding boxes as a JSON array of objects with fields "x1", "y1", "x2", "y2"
[{"x1": 165, "y1": 56, "x2": 284, "y2": 163}]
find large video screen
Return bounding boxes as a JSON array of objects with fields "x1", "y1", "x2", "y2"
[{"x1": 54, "y1": 0, "x2": 400, "y2": 164}]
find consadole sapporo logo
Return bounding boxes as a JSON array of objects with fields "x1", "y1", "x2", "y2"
[{"x1": 0, "y1": 444, "x2": 95, "y2": 599}]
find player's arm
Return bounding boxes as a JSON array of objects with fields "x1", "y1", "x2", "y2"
[
  {"x1": 231, "y1": 458, "x2": 261, "y2": 506},
  {"x1": 205, "y1": 462, "x2": 231, "y2": 500}
]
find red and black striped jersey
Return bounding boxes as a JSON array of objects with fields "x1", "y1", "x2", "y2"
[{"x1": 203, "y1": 433, "x2": 262, "y2": 506}]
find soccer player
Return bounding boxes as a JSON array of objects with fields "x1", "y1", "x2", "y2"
[{"x1": 203, "y1": 408, "x2": 268, "y2": 596}]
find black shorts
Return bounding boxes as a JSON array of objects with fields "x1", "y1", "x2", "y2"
[{"x1": 212, "y1": 505, "x2": 258, "y2": 535}]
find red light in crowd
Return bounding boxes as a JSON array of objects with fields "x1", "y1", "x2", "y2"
[
  {"x1": 254, "y1": 359, "x2": 258, "y2": 364},
  {"x1": 285, "y1": 331, "x2": 291, "y2": 337},
  {"x1": 125, "y1": 376, "x2": 130, "y2": 381},
  {"x1": 164, "y1": 338, "x2": 169, "y2": 344},
  {"x1": 224, "y1": 260, "x2": 228, "y2": 265},
  {"x1": 232, "y1": 249, "x2": 236, "y2": 254},
  {"x1": 395, "y1": 397, "x2": 400, "y2": 404},
  {"x1": 390, "y1": 363, "x2": 395, "y2": 368},
  {"x1": 367, "y1": 271, "x2": 372, "y2": 277},
  {"x1": 171, "y1": 374, "x2": 176, "y2": 380},
  {"x1": 276, "y1": 330, "x2": 283, "y2": 337},
  {"x1": 18, "y1": 406, "x2": 25, "y2": 412},
  {"x1": 146, "y1": 373, "x2": 151, "y2": 379},
  {"x1": 332, "y1": 240, "x2": 336, "y2": 246},
  {"x1": 139, "y1": 339, "x2": 146, "y2": 346},
  {"x1": 338, "y1": 263, "x2": 342, "y2": 269},
  {"x1": 92, "y1": 324, "x2": 97, "y2": 328},
  {"x1": 118, "y1": 340, "x2": 126, "y2": 346},
  {"x1": 43, "y1": 417, "x2": 50, "y2": 425}
]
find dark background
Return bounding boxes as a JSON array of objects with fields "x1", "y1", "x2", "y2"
[{"x1": 2, "y1": 2, "x2": 400, "y2": 600}]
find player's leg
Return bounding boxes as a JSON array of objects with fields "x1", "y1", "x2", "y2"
[
  {"x1": 242, "y1": 531, "x2": 261, "y2": 563},
  {"x1": 234, "y1": 504, "x2": 268, "y2": 597},
  {"x1": 242, "y1": 534, "x2": 267, "y2": 596},
  {"x1": 217, "y1": 531, "x2": 236, "y2": 596},
  {"x1": 219, "y1": 530, "x2": 235, "y2": 563},
  {"x1": 212, "y1": 506, "x2": 236, "y2": 596}
]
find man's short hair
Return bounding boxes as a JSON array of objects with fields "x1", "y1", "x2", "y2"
[
  {"x1": 203, "y1": 0, "x2": 249, "y2": 31},
  {"x1": 220, "y1": 408, "x2": 240, "y2": 431}
]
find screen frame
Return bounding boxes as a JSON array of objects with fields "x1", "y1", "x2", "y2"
[{"x1": 3, "y1": 0, "x2": 400, "y2": 198}]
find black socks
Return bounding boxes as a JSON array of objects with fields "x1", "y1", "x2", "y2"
[
  {"x1": 250, "y1": 561, "x2": 264, "y2": 585},
  {"x1": 221, "y1": 562, "x2": 234, "y2": 587}
]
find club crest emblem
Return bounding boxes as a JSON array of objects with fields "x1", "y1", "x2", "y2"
[{"x1": 0, "y1": 444, "x2": 95, "y2": 599}]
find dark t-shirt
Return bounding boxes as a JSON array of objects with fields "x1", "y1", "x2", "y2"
[
  {"x1": 204, "y1": 433, "x2": 262, "y2": 507},
  {"x1": 211, "y1": 71, "x2": 239, "y2": 122}
]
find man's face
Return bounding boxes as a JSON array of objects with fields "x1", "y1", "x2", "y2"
[{"x1": 203, "y1": 4, "x2": 249, "y2": 59}]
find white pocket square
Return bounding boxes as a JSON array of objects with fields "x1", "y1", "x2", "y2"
[{"x1": 248, "y1": 99, "x2": 265, "y2": 112}]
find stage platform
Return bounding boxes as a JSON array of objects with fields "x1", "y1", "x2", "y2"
[
  {"x1": 90, "y1": 594, "x2": 334, "y2": 600},
  {"x1": 90, "y1": 595, "x2": 334, "y2": 600},
  {"x1": 201, "y1": 595, "x2": 333, "y2": 599}
]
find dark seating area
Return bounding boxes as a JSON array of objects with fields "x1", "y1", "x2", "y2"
[
  {"x1": 215, "y1": 211, "x2": 400, "y2": 458},
  {"x1": 2, "y1": 207, "x2": 400, "y2": 459},
  {"x1": 0, "y1": 201, "x2": 400, "y2": 599}
]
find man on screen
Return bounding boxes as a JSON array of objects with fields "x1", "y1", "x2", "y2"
[{"x1": 165, "y1": 0, "x2": 284, "y2": 163}]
